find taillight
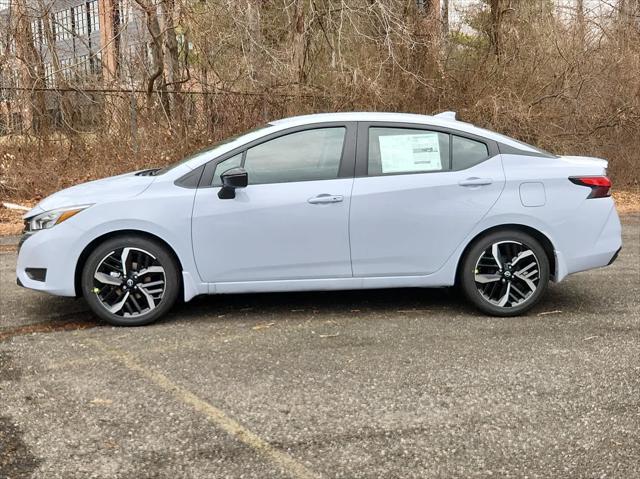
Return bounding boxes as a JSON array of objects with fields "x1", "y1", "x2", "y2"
[{"x1": 569, "y1": 176, "x2": 612, "y2": 198}]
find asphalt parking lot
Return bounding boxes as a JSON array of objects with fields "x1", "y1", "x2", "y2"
[{"x1": 1, "y1": 215, "x2": 639, "y2": 479}]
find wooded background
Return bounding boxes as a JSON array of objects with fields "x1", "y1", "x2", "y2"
[{"x1": 1, "y1": 0, "x2": 638, "y2": 202}]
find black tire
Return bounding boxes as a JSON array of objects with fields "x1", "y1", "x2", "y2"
[
  {"x1": 81, "y1": 235, "x2": 180, "y2": 326},
  {"x1": 459, "y1": 230, "x2": 550, "y2": 317}
]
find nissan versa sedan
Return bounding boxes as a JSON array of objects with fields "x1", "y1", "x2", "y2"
[{"x1": 16, "y1": 112, "x2": 622, "y2": 326}]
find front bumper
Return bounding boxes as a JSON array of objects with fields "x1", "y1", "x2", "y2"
[
  {"x1": 18, "y1": 231, "x2": 33, "y2": 251},
  {"x1": 16, "y1": 224, "x2": 85, "y2": 297}
]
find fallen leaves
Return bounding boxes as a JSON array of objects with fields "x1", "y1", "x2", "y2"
[
  {"x1": 0, "y1": 204, "x2": 25, "y2": 236},
  {"x1": 613, "y1": 190, "x2": 640, "y2": 214}
]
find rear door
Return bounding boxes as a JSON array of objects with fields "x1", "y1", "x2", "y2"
[
  {"x1": 349, "y1": 122, "x2": 505, "y2": 277},
  {"x1": 191, "y1": 123, "x2": 356, "y2": 283}
]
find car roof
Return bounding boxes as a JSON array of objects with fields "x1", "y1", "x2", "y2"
[
  {"x1": 270, "y1": 111, "x2": 465, "y2": 130},
  {"x1": 270, "y1": 112, "x2": 540, "y2": 153},
  {"x1": 177, "y1": 111, "x2": 547, "y2": 172}
]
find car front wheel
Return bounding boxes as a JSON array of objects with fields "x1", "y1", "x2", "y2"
[
  {"x1": 81, "y1": 235, "x2": 180, "y2": 326},
  {"x1": 460, "y1": 231, "x2": 550, "y2": 316}
]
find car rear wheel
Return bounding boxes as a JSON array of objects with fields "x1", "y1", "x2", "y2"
[
  {"x1": 81, "y1": 235, "x2": 180, "y2": 326},
  {"x1": 460, "y1": 231, "x2": 550, "y2": 316}
]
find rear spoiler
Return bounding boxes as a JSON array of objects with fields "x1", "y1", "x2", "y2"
[{"x1": 433, "y1": 111, "x2": 457, "y2": 121}]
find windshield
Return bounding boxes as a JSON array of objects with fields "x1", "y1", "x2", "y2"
[{"x1": 153, "y1": 124, "x2": 270, "y2": 175}]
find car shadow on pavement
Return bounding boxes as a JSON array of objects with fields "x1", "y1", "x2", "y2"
[
  {"x1": 169, "y1": 287, "x2": 471, "y2": 322},
  {"x1": 4, "y1": 280, "x2": 611, "y2": 334},
  {"x1": 166, "y1": 281, "x2": 612, "y2": 325}
]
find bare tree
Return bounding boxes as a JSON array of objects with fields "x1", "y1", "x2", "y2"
[
  {"x1": 1, "y1": 0, "x2": 639, "y2": 204},
  {"x1": 133, "y1": 0, "x2": 165, "y2": 111},
  {"x1": 575, "y1": 0, "x2": 585, "y2": 45},
  {"x1": 489, "y1": 0, "x2": 505, "y2": 57},
  {"x1": 159, "y1": 0, "x2": 184, "y2": 127},
  {"x1": 243, "y1": 0, "x2": 263, "y2": 86},
  {"x1": 37, "y1": 0, "x2": 74, "y2": 132},
  {"x1": 12, "y1": 0, "x2": 48, "y2": 132},
  {"x1": 442, "y1": 0, "x2": 449, "y2": 37},
  {"x1": 291, "y1": 0, "x2": 306, "y2": 86}
]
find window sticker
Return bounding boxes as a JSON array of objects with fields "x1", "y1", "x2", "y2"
[{"x1": 378, "y1": 133, "x2": 442, "y2": 173}]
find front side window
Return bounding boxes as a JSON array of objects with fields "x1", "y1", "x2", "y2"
[
  {"x1": 452, "y1": 135, "x2": 489, "y2": 170},
  {"x1": 244, "y1": 127, "x2": 345, "y2": 185},
  {"x1": 212, "y1": 153, "x2": 243, "y2": 187},
  {"x1": 368, "y1": 127, "x2": 449, "y2": 175}
]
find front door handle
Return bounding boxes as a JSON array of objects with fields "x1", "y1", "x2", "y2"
[
  {"x1": 458, "y1": 177, "x2": 493, "y2": 187},
  {"x1": 308, "y1": 194, "x2": 344, "y2": 204}
]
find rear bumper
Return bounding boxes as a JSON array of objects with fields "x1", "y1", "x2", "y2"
[
  {"x1": 608, "y1": 247, "x2": 621, "y2": 266},
  {"x1": 554, "y1": 203, "x2": 622, "y2": 281}
]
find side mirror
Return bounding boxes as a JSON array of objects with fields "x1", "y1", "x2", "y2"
[{"x1": 218, "y1": 167, "x2": 248, "y2": 199}]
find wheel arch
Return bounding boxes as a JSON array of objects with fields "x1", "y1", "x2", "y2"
[
  {"x1": 74, "y1": 229, "x2": 184, "y2": 297},
  {"x1": 455, "y1": 224, "x2": 556, "y2": 282}
]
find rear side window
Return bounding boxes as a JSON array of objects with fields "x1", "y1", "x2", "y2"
[
  {"x1": 452, "y1": 135, "x2": 489, "y2": 170},
  {"x1": 244, "y1": 127, "x2": 345, "y2": 185},
  {"x1": 368, "y1": 127, "x2": 450, "y2": 175}
]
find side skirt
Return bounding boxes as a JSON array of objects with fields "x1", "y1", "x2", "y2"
[{"x1": 208, "y1": 274, "x2": 455, "y2": 295}]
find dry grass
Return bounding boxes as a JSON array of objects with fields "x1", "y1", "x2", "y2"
[
  {"x1": 0, "y1": 205, "x2": 27, "y2": 236},
  {"x1": 0, "y1": 2, "x2": 638, "y2": 205},
  {"x1": 613, "y1": 190, "x2": 640, "y2": 215}
]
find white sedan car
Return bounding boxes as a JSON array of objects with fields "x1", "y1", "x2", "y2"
[{"x1": 17, "y1": 112, "x2": 622, "y2": 326}]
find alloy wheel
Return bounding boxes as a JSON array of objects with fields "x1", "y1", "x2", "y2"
[
  {"x1": 92, "y1": 247, "x2": 166, "y2": 317},
  {"x1": 474, "y1": 241, "x2": 541, "y2": 308}
]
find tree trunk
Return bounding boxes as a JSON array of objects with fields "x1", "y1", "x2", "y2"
[
  {"x1": 13, "y1": 0, "x2": 47, "y2": 132},
  {"x1": 489, "y1": 0, "x2": 504, "y2": 57},
  {"x1": 133, "y1": 0, "x2": 165, "y2": 113},
  {"x1": 159, "y1": 0, "x2": 183, "y2": 131},
  {"x1": 244, "y1": 0, "x2": 263, "y2": 86},
  {"x1": 575, "y1": 0, "x2": 585, "y2": 46},
  {"x1": 291, "y1": 0, "x2": 306, "y2": 86},
  {"x1": 442, "y1": 0, "x2": 449, "y2": 38},
  {"x1": 38, "y1": 0, "x2": 74, "y2": 132}
]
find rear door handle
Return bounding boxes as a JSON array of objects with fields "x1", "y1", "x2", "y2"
[
  {"x1": 308, "y1": 194, "x2": 344, "y2": 204},
  {"x1": 458, "y1": 177, "x2": 493, "y2": 187}
]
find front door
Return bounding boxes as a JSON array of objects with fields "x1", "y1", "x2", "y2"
[{"x1": 192, "y1": 124, "x2": 355, "y2": 283}]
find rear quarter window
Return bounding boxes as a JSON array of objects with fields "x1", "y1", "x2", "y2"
[{"x1": 452, "y1": 136, "x2": 489, "y2": 170}]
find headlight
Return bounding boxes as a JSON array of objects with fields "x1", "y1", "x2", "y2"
[{"x1": 26, "y1": 205, "x2": 92, "y2": 232}]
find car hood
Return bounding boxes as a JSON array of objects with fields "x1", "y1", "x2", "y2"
[{"x1": 25, "y1": 171, "x2": 156, "y2": 218}]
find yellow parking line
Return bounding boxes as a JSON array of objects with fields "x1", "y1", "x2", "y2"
[{"x1": 87, "y1": 338, "x2": 321, "y2": 479}]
